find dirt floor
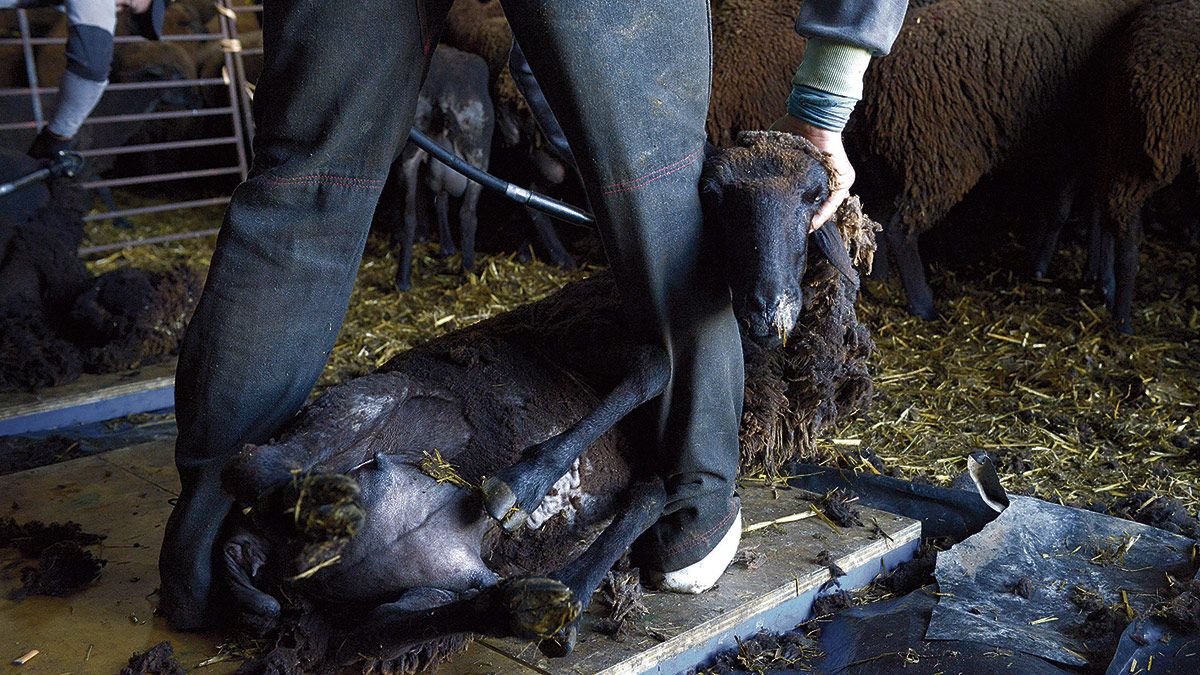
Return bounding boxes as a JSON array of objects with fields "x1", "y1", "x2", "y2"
[{"x1": 80, "y1": 194, "x2": 1199, "y2": 515}]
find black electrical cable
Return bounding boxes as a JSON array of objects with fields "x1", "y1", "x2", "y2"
[{"x1": 408, "y1": 128, "x2": 595, "y2": 226}]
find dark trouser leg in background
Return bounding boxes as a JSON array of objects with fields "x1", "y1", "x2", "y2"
[
  {"x1": 159, "y1": 0, "x2": 452, "y2": 630},
  {"x1": 501, "y1": 0, "x2": 744, "y2": 573}
]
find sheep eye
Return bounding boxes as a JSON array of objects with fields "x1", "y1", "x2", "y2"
[{"x1": 801, "y1": 187, "x2": 823, "y2": 205}]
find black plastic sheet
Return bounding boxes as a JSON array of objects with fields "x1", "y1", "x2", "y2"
[{"x1": 927, "y1": 496, "x2": 1195, "y2": 667}]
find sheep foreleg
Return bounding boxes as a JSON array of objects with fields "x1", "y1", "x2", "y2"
[
  {"x1": 1031, "y1": 176, "x2": 1077, "y2": 280},
  {"x1": 482, "y1": 345, "x2": 670, "y2": 531},
  {"x1": 539, "y1": 478, "x2": 666, "y2": 657},
  {"x1": 883, "y1": 214, "x2": 937, "y2": 319}
]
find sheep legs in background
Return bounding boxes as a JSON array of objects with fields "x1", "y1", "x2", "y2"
[
  {"x1": 161, "y1": 0, "x2": 455, "y2": 631},
  {"x1": 1112, "y1": 208, "x2": 1144, "y2": 334},
  {"x1": 883, "y1": 214, "x2": 938, "y2": 320},
  {"x1": 335, "y1": 479, "x2": 666, "y2": 663},
  {"x1": 1030, "y1": 176, "x2": 1079, "y2": 280},
  {"x1": 501, "y1": 0, "x2": 744, "y2": 576},
  {"x1": 483, "y1": 345, "x2": 670, "y2": 531}
]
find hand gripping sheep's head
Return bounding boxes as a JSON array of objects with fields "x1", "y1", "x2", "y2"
[{"x1": 701, "y1": 131, "x2": 859, "y2": 348}]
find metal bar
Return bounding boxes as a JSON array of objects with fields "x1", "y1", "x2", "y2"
[
  {"x1": 0, "y1": 33, "x2": 221, "y2": 46},
  {"x1": 78, "y1": 136, "x2": 237, "y2": 158},
  {"x1": 0, "y1": 107, "x2": 235, "y2": 131},
  {"x1": 79, "y1": 223, "x2": 224, "y2": 250},
  {"x1": 0, "y1": 78, "x2": 228, "y2": 97},
  {"x1": 229, "y1": 5, "x2": 263, "y2": 11},
  {"x1": 15, "y1": 9, "x2": 43, "y2": 129},
  {"x1": 220, "y1": 0, "x2": 250, "y2": 177},
  {"x1": 81, "y1": 166, "x2": 241, "y2": 190}
]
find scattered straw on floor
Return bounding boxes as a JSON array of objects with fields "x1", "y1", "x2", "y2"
[
  {"x1": 829, "y1": 235, "x2": 1199, "y2": 512},
  {"x1": 80, "y1": 194, "x2": 1198, "y2": 513}
]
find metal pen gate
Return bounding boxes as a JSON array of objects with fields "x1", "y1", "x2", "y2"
[{"x1": 0, "y1": 0, "x2": 260, "y2": 254}]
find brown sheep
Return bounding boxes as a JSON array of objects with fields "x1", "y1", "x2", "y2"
[
  {"x1": 706, "y1": 0, "x2": 806, "y2": 147},
  {"x1": 1089, "y1": 0, "x2": 1200, "y2": 333},
  {"x1": 850, "y1": 0, "x2": 1147, "y2": 318}
]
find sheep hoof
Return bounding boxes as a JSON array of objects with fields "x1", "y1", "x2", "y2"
[
  {"x1": 908, "y1": 303, "x2": 939, "y2": 321},
  {"x1": 482, "y1": 476, "x2": 528, "y2": 532},
  {"x1": 500, "y1": 577, "x2": 580, "y2": 641},
  {"x1": 538, "y1": 622, "x2": 578, "y2": 658}
]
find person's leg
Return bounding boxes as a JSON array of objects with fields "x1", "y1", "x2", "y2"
[
  {"x1": 159, "y1": 0, "x2": 452, "y2": 630},
  {"x1": 500, "y1": 0, "x2": 744, "y2": 579}
]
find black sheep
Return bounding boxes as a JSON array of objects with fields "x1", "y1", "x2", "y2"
[{"x1": 216, "y1": 132, "x2": 878, "y2": 674}]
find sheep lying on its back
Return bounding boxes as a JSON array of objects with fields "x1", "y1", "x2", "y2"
[
  {"x1": 1090, "y1": 0, "x2": 1200, "y2": 333},
  {"x1": 851, "y1": 0, "x2": 1146, "y2": 318}
]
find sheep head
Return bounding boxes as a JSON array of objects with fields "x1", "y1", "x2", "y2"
[{"x1": 702, "y1": 130, "x2": 855, "y2": 348}]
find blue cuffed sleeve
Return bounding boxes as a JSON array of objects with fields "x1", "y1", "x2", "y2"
[{"x1": 786, "y1": 84, "x2": 858, "y2": 132}]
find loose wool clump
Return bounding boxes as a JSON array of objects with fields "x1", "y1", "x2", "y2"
[{"x1": 0, "y1": 153, "x2": 200, "y2": 392}]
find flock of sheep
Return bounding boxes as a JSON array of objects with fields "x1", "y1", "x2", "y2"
[{"x1": 3, "y1": 0, "x2": 1198, "y2": 337}]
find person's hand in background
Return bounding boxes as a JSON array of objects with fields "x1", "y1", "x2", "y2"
[{"x1": 770, "y1": 114, "x2": 854, "y2": 231}]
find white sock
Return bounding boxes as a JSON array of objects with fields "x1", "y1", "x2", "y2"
[{"x1": 647, "y1": 508, "x2": 741, "y2": 594}]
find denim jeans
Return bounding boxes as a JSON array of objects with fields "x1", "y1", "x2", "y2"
[{"x1": 160, "y1": 0, "x2": 742, "y2": 629}]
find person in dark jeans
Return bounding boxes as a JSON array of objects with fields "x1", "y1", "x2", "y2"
[{"x1": 159, "y1": 0, "x2": 907, "y2": 630}]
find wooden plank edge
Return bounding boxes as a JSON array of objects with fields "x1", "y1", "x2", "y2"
[
  {"x1": 602, "y1": 519, "x2": 922, "y2": 675},
  {"x1": 0, "y1": 375, "x2": 175, "y2": 421},
  {"x1": 0, "y1": 380, "x2": 174, "y2": 435}
]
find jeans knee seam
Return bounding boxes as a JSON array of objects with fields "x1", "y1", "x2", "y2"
[
  {"x1": 600, "y1": 147, "x2": 703, "y2": 196},
  {"x1": 264, "y1": 174, "x2": 386, "y2": 189}
]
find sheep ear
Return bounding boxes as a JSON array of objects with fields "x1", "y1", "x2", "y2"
[{"x1": 811, "y1": 224, "x2": 858, "y2": 284}]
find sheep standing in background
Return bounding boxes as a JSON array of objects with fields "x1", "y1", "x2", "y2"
[
  {"x1": 1086, "y1": 0, "x2": 1199, "y2": 333},
  {"x1": 849, "y1": 0, "x2": 1146, "y2": 319},
  {"x1": 441, "y1": 0, "x2": 577, "y2": 269},
  {"x1": 706, "y1": 0, "x2": 806, "y2": 148},
  {"x1": 389, "y1": 45, "x2": 495, "y2": 291}
]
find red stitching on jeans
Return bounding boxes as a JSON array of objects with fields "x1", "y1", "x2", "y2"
[
  {"x1": 600, "y1": 147, "x2": 703, "y2": 196},
  {"x1": 264, "y1": 174, "x2": 386, "y2": 189},
  {"x1": 660, "y1": 497, "x2": 738, "y2": 557}
]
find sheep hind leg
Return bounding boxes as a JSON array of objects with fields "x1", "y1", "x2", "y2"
[
  {"x1": 459, "y1": 182, "x2": 482, "y2": 275},
  {"x1": 395, "y1": 150, "x2": 424, "y2": 292},
  {"x1": 1112, "y1": 208, "x2": 1143, "y2": 335},
  {"x1": 482, "y1": 344, "x2": 670, "y2": 532},
  {"x1": 527, "y1": 206, "x2": 578, "y2": 269},
  {"x1": 883, "y1": 215, "x2": 937, "y2": 319},
  {"x1": 332, "y1": 579, "x2": 580, "y2": 666},
  {"x1": 539, "y1": 477, "x2": 667, "y2": 657},
  {"x1": 434, "y1": 191, "x2": 457, "y2": 258}
]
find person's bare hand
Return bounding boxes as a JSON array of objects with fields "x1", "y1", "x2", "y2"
[{"x1": 770, "y1": 114, "x2": 854, "y2": 231}]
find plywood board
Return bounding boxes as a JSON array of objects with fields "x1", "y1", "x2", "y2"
[{"x1": 482, "y1": 486, "x2": 921, "y2": 674}]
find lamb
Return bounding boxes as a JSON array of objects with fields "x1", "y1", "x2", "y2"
[
  {"x1": 384, "y1": 45, "x2": 495, "y2": 291},
  {"x1": 440, "y1": 0, "x2": 577, "y2": 268},
  {"x1": 0, "y1": 150, "x2": 200, "y2": 392},
  {"x1": 1085, "y1": 0, "x2": 1200, "y2": 333},
  {"x1": 848, "y1": 0, "x2": 1147, "y2": 318},
  {"x1": 215, "y1": 132, "x2": 877, "y2": 674}
]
